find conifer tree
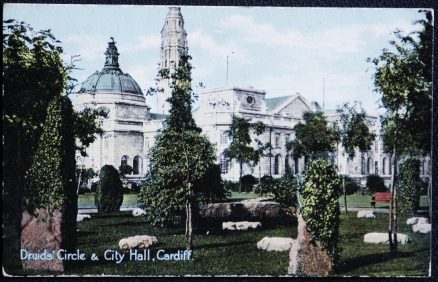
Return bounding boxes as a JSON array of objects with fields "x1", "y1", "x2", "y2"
[{"x1": 140, "y1": 54, "x2": 227, "y2": 250}]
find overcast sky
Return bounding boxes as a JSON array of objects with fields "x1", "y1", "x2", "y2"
[{"x1": 4, "y1": 4, "x2": 426, "y2": 115}]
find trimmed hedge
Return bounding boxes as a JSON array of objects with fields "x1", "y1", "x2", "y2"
[
  {"x1": 366, "y1": 174, "x2": 387, "y2": 194},
  {"x1": 397, "y1": 158, "x2": 422, "y2": 214},
  {"x1": 95, "y1": 165, "x2": 123, "y2": 213}
]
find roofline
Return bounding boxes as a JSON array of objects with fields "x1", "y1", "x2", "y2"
[{"x1": 202, "y1": 86, "x2": 266, "y2": 95}]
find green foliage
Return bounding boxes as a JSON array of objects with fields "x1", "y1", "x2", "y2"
[
  {"x1": 397, "y1": 158, "x2": 422, "y2": 214},
  {"x1": 76, "y1": 167, "x2": 96, "y2": 189},
  {"x1": 343, "y1": 176, "x2": 361, "y2": 195},
  {"x1": 24, "y1": 95, "x2": 77, "y2": 212},
  {"x1": 270, "y1": 173, "x2": 297, "y2": 209},
  {"x1": 74, "y1": 107, "x2": 109, "y2": 156},
  {"x1": 241, "y1": 174, "x2": 258, "y2": 192},
  {"x1": 287, "y1": 111, "x2": 339, "y2": 162},
  {"x1": 368, "y1": 10, "x2": 432, "y2": 155},
  {"x1": 139, "y1": 55, "x2": 227, "y2": 226},
  {"x1": 336, "y1": 102, "x2": 375, "y2": 160},
  {"x1": 95, "y1": 165, "x2": 123, "y2": 213},
  {"x1": 366, "y1": 174, "x2": 387, "y2": 194},
  {"x1": 301, "y1": 160, "x2": 342, "y2": 264},
  {"x1": 118, "y1": 164, "x2": 133, "y2": 177},
  {"x1": 224, "y1": 115, "x2": 265, "y2": 191}
]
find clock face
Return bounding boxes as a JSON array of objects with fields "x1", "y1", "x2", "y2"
[{"x1": 246, "y1": 95, "x2": 255, "y2": 105}]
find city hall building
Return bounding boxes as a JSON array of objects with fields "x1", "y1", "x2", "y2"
[{"x1": 71, "y1": 7, "x2": 431, "y2": 187}]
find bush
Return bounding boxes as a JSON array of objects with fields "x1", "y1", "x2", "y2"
[
  {"x1": 119, "y1": 164, "x2": 133, "y2": 177},
  {"x1": 301, "y1": 160, "x2": 342, "y2": 265},
  {"x1": 241, "y1": 174, "x2": 258, "y2": 192},
  {"x1": 95, "y1": 165, "x2": 123, "y2": 213},
  {"x1": 342, "y1": 176, "x2": 361, "y2": 195},
  {"x1": 271, "y1": 173, "x2": 297, "y2": 210},
  {"x1": 256, "y1": 175, "x2": 275, "y2": 195},
  {"x1": 224, "y1": 180, "x2": 240, "y2": 193},
  {"x1": 366, "y1": 174, "x2": 387, "y2": 194},
  {"x1": 397, "y1": 158, "x2": 422, "y2": 214}
]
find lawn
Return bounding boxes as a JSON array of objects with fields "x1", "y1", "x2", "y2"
[{"x1": 3, "y1": 210, "x2": 430, "y2": 276}]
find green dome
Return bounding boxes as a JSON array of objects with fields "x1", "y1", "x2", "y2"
[{"x1": 78, "y1": 39, "x2": 143, "y2": 96}]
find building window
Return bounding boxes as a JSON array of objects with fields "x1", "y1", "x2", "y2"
[
  {"x1": 274, "y1": 154, "x2": 281, "y2": 175},
  {"x1": 133, "y1": 156, "x2": 142, "y2": 175},
  {"x1": 375, "y1": 161, "x2": 378, "y2": 175},
  {"x1": 220, "y1": 153, "x2": 230, "y2": 174},
  {"x1": 275, "y1": 133, "x2": 280, "y2": 147},
  {"x1": 367, "y1": 158, "x2": 373, "y2": 175},
  {"x1": 382, "y1": 157, "x2": 387, "y2": 175},
  {"x1": 388, "y1": 156, "x2": 392, "y2": 175},
  {"x1": 294, "y1": 157, "x2": 299, "y2": 174},
  {"x1": 220, "y1": 132, "x2": 228, "y2": 145},
  {"x1": 361, "y1": 157, "x2": 366, "y2": 175},
  {"x1": 121, "y1": 155, "x2": 128, "y2": 166},
  {"x1": 285, "y1": 155, "x2": 291, "y2": 174}
]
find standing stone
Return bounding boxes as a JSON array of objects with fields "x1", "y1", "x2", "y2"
[{"x1": 288, "y1": 214, "x2": 333, "y2": 276}]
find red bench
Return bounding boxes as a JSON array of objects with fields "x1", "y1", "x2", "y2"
[{"x1": 371, "y1": 192, "x2": 392, "y2": 208}]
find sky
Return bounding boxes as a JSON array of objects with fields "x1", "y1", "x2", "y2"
[{"x1": 3, "y1": 4, "x2": 427, "y2": 115}]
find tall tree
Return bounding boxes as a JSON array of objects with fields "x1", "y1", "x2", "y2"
[
  {"x1": 139, "y1": 54, "x2": 228, "y2": 250},
  {"x1": 224, "y1": 116, "x2": 265, "y2": 192},
  {"x1": 368, "y1": 10, "x2": 432, "y2": 252},
  {"x1": 337, "y1": 102, "x2": 375, "y2": 212},
  {"x1": 287, "y1": 111, "x2": 340, "y2": 164},
  {"x1": 3, "y1": 20, "x2": 107, "y2": 232}
]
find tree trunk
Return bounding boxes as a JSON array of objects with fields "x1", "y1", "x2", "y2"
[
  {"x1": 343, "y1": 176, "x2": 347, "y2": 213},
  {"x1": 239, "y1": 161, "x2": 243, "y2": 193},
  {"x1": 185, "y1": 196, "x2": 193, "y2": 251}
]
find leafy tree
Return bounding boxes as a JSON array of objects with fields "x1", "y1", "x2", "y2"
[
  {"x1": 3, "y1": 20, "x2": 107, "y2": 231},
  {"x1": 118, "y1": 164, "x2": 133, "y2": 177},
  {"x1": 368, "y1": 10, "x2": 432, "y2": 251},
  {"x1": 366, "y1": 174, "x2": 387, "y2": 194},
  {"x1": 287, "y1": 111, "x2": 339, "y2": 164},
  {"x1": 397, "y1": 158, "x2": 422, "y2": 215},
  {"x1": 139, "y1": 54, "x2": 227, "y2": 250},
  {"x1": 224, "y1": 116, "x2": 265, "y2": 192},
  {"x1": 24, "y1": 95, "x2": 77, "y2": 250},
  {"x1": 270, "y1": 173, "x2": 297, "y2": 214},
  {"x1": 95, "y1": 165, "x2": 123, "y2": 213},
  {"x1": 300, "y1": 160, "x2": 342, "y2": 265},
  {"x1": 337, "y1": 102, "x2": 375, "y2": 212}
]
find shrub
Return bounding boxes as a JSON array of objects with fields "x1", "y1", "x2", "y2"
[
  {"x1": 366, "y1": 174, "x2": 387, "y2": 194},
  {"x1": 343, "y1": 176, "x2": 361, "y2": 195},
  {"x1": 257, "y1": 175, "x2": 275, "y2": 195},
  {"x1": 301, "y1": 160, "x2": 342, "y2": 265},
  {"x1": 241, "y1": 174, "x2": 258, "y2": 192},
  {"x1": 271, "y1": 173, "x2": 297, "y2": 209},
  {"x1": 95, "y1": 165, "x2": 123, "y2": 213},
  {"x1": 119, "y1": 164, "x2": 133, "y2": 177},
  {"x1": 224, "y1": 180, "x2": 240, "y2": 193},
  {"x1": 397, "y1": 158, "x2": 422, "y2": 214}
]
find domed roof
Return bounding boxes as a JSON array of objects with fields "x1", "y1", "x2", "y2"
[{"x1": 77, "y1": 38, "x2": 143, "y2": 96}]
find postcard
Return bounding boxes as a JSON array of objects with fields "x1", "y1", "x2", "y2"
[{"x1": 2, "y1": 3, "x2": 433, "y2": 277}]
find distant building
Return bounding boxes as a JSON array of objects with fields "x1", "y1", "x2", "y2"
[{"x1": 72, "y1": 7, "x2": 431, "y2": 188}]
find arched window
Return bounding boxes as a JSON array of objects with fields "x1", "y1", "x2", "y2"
[
  {"x1": 382, "y1": 157, "x2": 387, "y2": 175},
  {"x1": 294, "y1": 157, "x2": 299, "y2": 174},
  {"x1": 367, "y1": 157, "x2": 373, "y2": 174},
  {"x1": 121, "y1": 155, "x2": 128, "y2": 166},
  {"x1": 285, "y1": 155, "x2": 291, "y2": 174},
  {"x1": 220, "y1": 153, "x2": 230, "y2": 174},
  {"x1": 133, "y1": 156, "x2": 142, "y2": 175},
  {"x1": 274, "y1": 154, "x2": 281, "y2": 175}
]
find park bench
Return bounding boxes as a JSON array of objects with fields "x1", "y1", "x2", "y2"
[{"x1": 371, "y1": 192, "x2": 392, "y2": 208}]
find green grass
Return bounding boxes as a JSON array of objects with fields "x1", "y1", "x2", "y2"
[
  {"x1": 78, "y1": 193, "x2": 139, "y2": 208},
  {"x1": 339, "y1": 194, "x2": 430, "y2": 209},
  {"x1": 229, "y1": 191, "x2": 260, "y2": 202},
  {"x1": 3, "y1": 210, "x2": 429, "y2": 276}
]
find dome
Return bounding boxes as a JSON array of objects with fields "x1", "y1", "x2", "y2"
[{"x1": 77, "y1": 38, "x2": 143, "y2": 96}]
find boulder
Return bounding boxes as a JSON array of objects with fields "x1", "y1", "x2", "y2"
[
  {"x1": 132, "y1": 208, "x2": 146, "y2": 217},
  {"x1": 364, "y1": 232, "x2": 411, "y2": 244},
  {"x1": 288, "y1": 214, "x2": 333, "y2": 276},
  {"x1": 357, "y1": 210, "x2": 376, "y2": 219},
  {"x1": 77, "y1": 214, "x2": 91, "y2": 222},
  {"x1": 222, "y1": 221, "x2": 261, "y2": 231},
  {"x1": 21, "y1": 208, "x2": 76, "y2": 272},
  {"x1": 257, "y1": 236, "x2": 295, "y2": 252},
  {"x1": 119, "y1": 235, "x2": 158, "y2": 250},
  {"x1": 406, "y1": 217, "x2": 429, "y2": 226},
  {"x1": 412, "y1": 223, "x2": 431, "y2": 234}
]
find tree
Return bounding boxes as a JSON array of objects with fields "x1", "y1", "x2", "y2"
[
  {"x1": 337, "y1": 102, "x2": 375, "y2": 212},
  {"x1": 24, "y1": 95, "x2": 77, "y2": 251},
  {"x1": 95, "y1": 165, "x2": 124, "y2": 213},
  {"x1": 3, "y1": 20, "x2": 107, "y2": 231},
  {"x1": 368, "y1": 10, "x2": 432, "y2": 252},
  {"x1": 224, "y1": 116, "x2": 265, "y2": 192},
  {"x1": 139, "y1": 54, "x2": 227, "y2": 250},
  {"x1": 397, "y1": 158, "x2": 422, "y2": 215},
  {"x1": 118, "y1": 164, "x2": 133, "y2": 177},
  {"x1": 76, "y1": 167, "x2": 96, "y2": 192},
  {"x1": 287, "y1": 111, "x2": 339, "y2": 165}
]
